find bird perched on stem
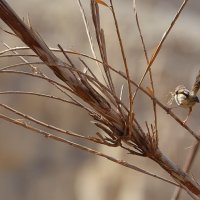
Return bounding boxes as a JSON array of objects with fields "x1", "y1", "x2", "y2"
[{"x1": 168, "y1": 70, "x2": 200, "y2": 124}]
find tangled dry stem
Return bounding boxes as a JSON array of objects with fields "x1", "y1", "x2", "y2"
[{"x1": 0, "y1": 0, "x2": 200, "y2": 198}]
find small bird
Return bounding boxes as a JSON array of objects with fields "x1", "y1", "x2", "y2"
[{"x1": 169, "y1": 70, "x2": 200, "y2": 124}]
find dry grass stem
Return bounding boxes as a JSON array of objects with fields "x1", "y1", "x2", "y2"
[
  {"x1": 133, "y1": 0, "x2": 158, "y2": 135},
  {"x1": 171, "y1": 142, "x2": 200, "y2": 200},
  {"x1": 1, "y1": 48, "x2": 200, "y2": 140},
  {"x1": 1, "y1": 0, "x2": 200, "y2": 198},
  {"x1": 132, "y1": 0, "x2": 189, "y2": 101}
]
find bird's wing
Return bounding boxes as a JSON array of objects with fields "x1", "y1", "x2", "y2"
[{"x1": 192, "y1": 70, "x2": 200, "y2": 95}]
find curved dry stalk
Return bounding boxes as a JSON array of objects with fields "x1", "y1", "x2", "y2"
[
  {"x1": 0, "y1": 54, "x2": 38, "y2": 58},
  {"x1": 0, "y1": 91, "x2": 79, "y2": 106},
  {"x1": 0, "y1": 46, "x2": 29, "y2": 54},
  {"x1": 2, "y1": 33, "x2": 85, "y2": 104},
  {"x1": 0, "y1": 70, "x2": 106, "y2": 115},
  {"x1": 0, "y1": 112, "x2": 178, "y2": 187},
  {"x1": 0, "y1": 70, "x2": 74, "y2": 93},
  {"x1": 0, "y1": 61, "x2": 43, "y2": 71},
  {"x1": 0, "y1": 103, "x2": 96, "y2": 142},
  {"x1": 1, "y1": 43, "x2": 84, "y2": 106},
  {"x1": 2, "y1": 42, "x2": 38, "y2": 72}
]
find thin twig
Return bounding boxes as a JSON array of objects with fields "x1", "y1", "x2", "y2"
[
  {"x1": 132, "y1": 0, "x2": 189, "y2": 101},
  {"x1": 77, "y1": 0, "x2": 107, "y2": 86},
  {"x1": 133, "y1": 0, "x2": 158, "y2": 135},
  {"x1": 0, "y1": 70, "x2": 74, "y2": 93},
  {"x1": 0, "y1": 61, "x2": 43, "y2": 71},
  {"x1": 0, "y1": 113, "x2": 179, "y2": 187},
  {"x1": 109, "y1": 0, "x2": 133, "y2": 137},
  {"x1": 1, "y1": 43, "x2": 83, "y2": 108},
  {"x1": 58, "y1": 44, "x2": 76, "y2": 68},
  {"x1": 171, "y1": 142, "x2": 200, "y2": 200},
  {"x1": 90, "y1": 1, "x2": 115, "y2": 93},
  {"x1": 79, "y1": 58, "x2": 98, "y2": 80},
  {"x1": 0, "y1": 91, "x2": 78, "y2": 106},
  {"x1": 2, "y1": 42, "x2": 38, "y2": 73},
  {"x1": 0, "y1": 103, "x2": 99, "y2": 143}
]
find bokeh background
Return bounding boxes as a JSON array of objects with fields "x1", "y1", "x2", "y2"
[{"x1": 1, "y1": 0, "x2": 200, "y2": 199}]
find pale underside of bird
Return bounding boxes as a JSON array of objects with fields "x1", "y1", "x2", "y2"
[{"x1": 168, "y1": 70, "x2": 200, "y2": 124}]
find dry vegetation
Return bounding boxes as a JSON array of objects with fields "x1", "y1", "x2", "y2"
[{"x1": 0, "y1": 0, "x2": 200, "y2": 199}]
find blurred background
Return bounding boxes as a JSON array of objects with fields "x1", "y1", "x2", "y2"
[{"x1": 1, "y1": 0, "x2": 200, "y2": 199}]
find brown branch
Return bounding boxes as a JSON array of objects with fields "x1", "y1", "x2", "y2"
[
  {"x1": 151, "y1": 149, "x2": 200, "y2": 197},
  {"x1": 171, "y1": 142, "x2": 200, "y2": 200}
]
